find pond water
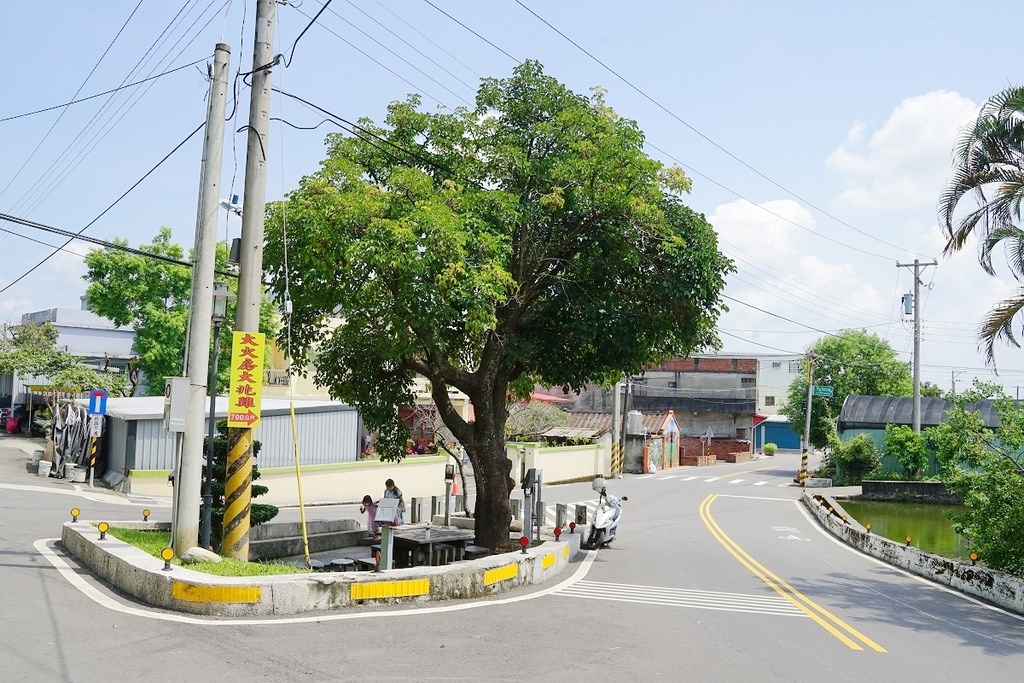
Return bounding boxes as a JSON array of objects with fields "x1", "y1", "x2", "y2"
[{"x1": 838, "y1": 499, "x2": 971, "y2": 562}]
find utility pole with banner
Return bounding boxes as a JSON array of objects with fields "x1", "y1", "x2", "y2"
[
  {"x1": 224, "y1": 0, "x2": 275, "y2": 561},
  {"x1": 222, "y1": 331, "x2": 265, "y2": 559}
]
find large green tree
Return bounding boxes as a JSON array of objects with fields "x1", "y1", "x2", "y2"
[
  {"x1": 0, "y1": 320, "x2": 128, "y2": 399},
  {"x1": 780, "y1": 329, "x2": 912, "y2": 447},
  {"x1": 263, "y1": 62, "x2": 732, "y2": 550},
  {"x1": 82, "y1": 228, "x2": 277, "y2": 395},
  {"x1": 925, "y1": 382, "x2": 1024, "y2": 575},
  {"x1": 939, "y1": 86, "x2": 1024, "y2": 364}
]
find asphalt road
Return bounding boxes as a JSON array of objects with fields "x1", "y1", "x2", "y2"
[{"x1": 4, "y1": 438, "x2": 1024, "y2": 682}]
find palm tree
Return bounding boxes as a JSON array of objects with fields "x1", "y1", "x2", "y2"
[{"x1": 939, "y1": 86, "x2": 1024, "y2": 364}]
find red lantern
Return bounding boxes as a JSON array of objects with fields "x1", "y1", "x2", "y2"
[
  {"x1": 554, "y1": 526, "x2": 562, "y2": 539},
  {"x1": 569, "y1": 522, "x2": 576, "y2": 533},
  {"x1": 520, "y1": 536, "x2": 529, "y2": 553}
]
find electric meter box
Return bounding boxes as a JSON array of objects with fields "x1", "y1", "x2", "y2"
[{"x1": 163, "y1": 376, "x2": 190, "y2": 432}]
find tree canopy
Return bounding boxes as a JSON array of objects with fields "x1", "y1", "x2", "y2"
[
  {"x1": 82, "y1": 228, "x2": 277, "y2": 395},
  {"x1": 938, "y1": 85, "x2": 1024, "y2": 365},
  {"x1": 780, "y1": 329, "x2": 912, "y2": 447},
  {"x1": 925, "y1": 382, "x2": 1024, "y2": 575},
  {"x1": 0, "y1": 320, "x2": 128, "y2": 397},
  {"x1": 263, "y1": 61, "x2": 733, "y2": 549}
]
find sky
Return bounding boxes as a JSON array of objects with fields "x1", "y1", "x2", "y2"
[{"x1": 3, "y1": 1, "x2": 1024, "y2": 395}]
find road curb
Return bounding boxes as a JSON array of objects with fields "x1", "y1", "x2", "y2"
[{"x1": 60, "y1": 520, "x2": 583, "y2": 617}]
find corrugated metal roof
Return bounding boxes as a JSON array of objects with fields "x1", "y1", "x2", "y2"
[
  {"x1": 565, "y1": 411, "x2": 670, "y2": 434},
  {"x1": 838, "y1": 395, "x2": 1002, "y2": 430},
  {"x1": 541, "y1": 426, "x2": 606, "y2": 438}
]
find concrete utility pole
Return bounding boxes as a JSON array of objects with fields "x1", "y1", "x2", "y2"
[
  {"x1": 801, "y1": 355, "x2": 814, "y2": 486},
  {"x1": 172, "y1": 43, "x2": 230, "y2": 554},
  {"x1": 897, "y1": 259, "x2": 937, "y2": 434},
  {"x1": 223, "y1": 0, "x2": 275, "y2": 561}
]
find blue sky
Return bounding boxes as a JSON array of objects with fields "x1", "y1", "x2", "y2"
[{"x1": 3, "y1": 1, "x2": 1024, "y2": 393}]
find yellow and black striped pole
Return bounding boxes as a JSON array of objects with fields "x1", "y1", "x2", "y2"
[
  {"x1": 611, "y1": 440, "x2": 623, "y2": 478},
  {"x1": 800, "y1": 355, "x2": 815, "y2": 487},
  {"x1": 89, "y1": 435, "x2": 98, "y2": 488},
  {"x1": 222, "y1": 428, "x2": 253, "y2": 560}
]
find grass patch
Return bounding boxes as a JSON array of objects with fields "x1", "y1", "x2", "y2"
[{"x1": 107, "y1": 527, "x2": 306, "y2": 577}]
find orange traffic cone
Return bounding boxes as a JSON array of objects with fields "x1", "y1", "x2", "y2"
[{"x1": 452, "y1": 479, "x2": 460, "y2": 495}]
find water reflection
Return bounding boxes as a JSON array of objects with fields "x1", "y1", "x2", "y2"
[{"x1": 839, "y1": 499, "x2": 971, "y2": 562}]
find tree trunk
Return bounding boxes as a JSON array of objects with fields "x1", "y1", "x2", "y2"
[
  {"x1": 469, "y1": 426, "x2": 514, "y2": 551},
  {"x1": 463, "y1": 384, "x2": 515, "y2": 552}
]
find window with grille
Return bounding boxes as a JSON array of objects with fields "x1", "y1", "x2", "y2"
[
  {"x1": 765, "y1": 396, "x2": 775, "y2": 406},
  {"x1": 788, "y1": 360, "x2": 802, "y2": 373},
  {"x1": 741, "y1": 377, "x2": 755, "y2": 386}
]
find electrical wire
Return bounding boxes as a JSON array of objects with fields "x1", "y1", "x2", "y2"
[
  {"x1": 282, "y1": 0, "x2": 332, "y2": 67},
  {"x1": 292, "y1": 2, "x2": 470, "y2": 107},
  {"x1": 0, "y1": 122, "x2": 207, "y2": 295},
  {"x1": 511, "y1": 0, "x2": 934, "y2": 261},
  {"x1": 0, "y1": 58, "x2": 209, "y2": 124},
  {"x1": 358, "y1": 0, "x2": 481, "y2": 79},
  {"x1": 421, "y1": 0, "x2": 520, "y2": 65},
  {"x1": 0, "y1": 211, "x2": 237, "y2": 278},
  {"x1": 12, "y1": 1, "x2": 226, "y2": 218},
  {"x1": 0, "y1": 0, "x2": 144, "y2": 205}
]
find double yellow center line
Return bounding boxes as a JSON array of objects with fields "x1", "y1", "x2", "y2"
[{"x1": 699, "y1": 494, "x2": 886, "y2": 652}]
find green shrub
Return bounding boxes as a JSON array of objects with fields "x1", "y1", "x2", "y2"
[
  {"x1": 763, "y1": 442, "x2": 778, "y2": 456},
  {"x1": 202, "y1": 421, "x2": 279, "y2": 550},
  {"x1": 831, "y1": 434, "x2": 881, "y2": 485},
  {"x1": 883, "y1": 424, "x2": 928, "y2": 478}
]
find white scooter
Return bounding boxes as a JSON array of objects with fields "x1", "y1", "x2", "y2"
[{"x1": 583, "y1": 475, "x2": 627, "y2": 550}]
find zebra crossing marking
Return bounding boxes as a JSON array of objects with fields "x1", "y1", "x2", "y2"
[
  {"x1": 728, "y1": 479, "x2": 744, "y2": 484},
  {"x1": 753, "y1": 481, "x2": 769, "y2": 486},
  {"x1": 554, "y1": 580, "x2": 807, "y2": 616},
  {"x1": 704, "y1": 477, "x2": 721, "y2": 482}
]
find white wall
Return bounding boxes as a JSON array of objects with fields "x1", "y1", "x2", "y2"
[{"x1": 757, "y1": 356, "x2": 803, "y2": 415}]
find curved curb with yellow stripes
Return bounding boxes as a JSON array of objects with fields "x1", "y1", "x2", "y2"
[
  {"x1": 167, "y1": 544, "x2": 573, "y2": 605},
  {"x1": 699, "y1": 494, "x2": 886, "y2": 652}
]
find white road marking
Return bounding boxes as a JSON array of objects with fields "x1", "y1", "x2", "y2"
[
  {"x1": 682, "y1": 476, "x2": 698, "y2": 481},
  {"x1": 554, "y1": 580, "x2": 805, "y2": 616},
  {"x1": 0, "y1": 482, "x2": 164, "y2": 506},
  {"x1": 728, "y1": 479, "x2": 744, "y2": 484},
  {"x1": 658, "y1": 476, "x2": 676, "y2": 480},
  {"x1": 704, "y1": 477, "x2": 721, "y2": 482},
  {"x1": 34, "y1": 539, "x2": 600, "y2": 625},
  {"x1": 753, "y1": 481, "x2": 769, "y2": 486}
]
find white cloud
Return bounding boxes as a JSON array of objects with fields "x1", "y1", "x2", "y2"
[
  {"x1": 710, "y1": 198, "x2": 815, "y2": 259},
  {"x1": 827, "y1": 90, "x2": 978, "y2": 211}
]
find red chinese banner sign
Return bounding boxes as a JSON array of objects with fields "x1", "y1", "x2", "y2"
[{"x1": 227, "y1": 331, "x2": 265, "y2": 429}]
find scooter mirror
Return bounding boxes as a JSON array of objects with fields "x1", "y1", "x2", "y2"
[{"x1": 621, "y1": 496, "x2": 628, "y2": 501}]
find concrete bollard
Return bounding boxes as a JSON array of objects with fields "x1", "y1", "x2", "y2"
[
  {"x1": 410, "y1": 497, "x2": 422, "y2": 524},
  {"x1": 555, "y1": 503, "x2": 567, "y2": 529},
  {"x1": 574, "y1": 503, "x2": 588, "y2": 526}
]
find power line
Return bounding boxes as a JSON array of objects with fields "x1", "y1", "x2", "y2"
[
  {"x1": 12, "y1": 1, "x2": 225, "y2": 218},
  {"x1": 0, "y1": 211, "x2": 236, "y2": 278},
  {"x1": 511, "y1": 0, "x2": 934, "y2": 261},
  {"x1": 0, "y1": 122, "x2": 207, "y2": 295},
  {"x1": 337, "y1": 0, "x2": 478, "y2": 92},
  {"x1": 370, "y1": 0, "x2": 482, "y2": 80},
  {"x1": 0, "y1": 0, "x2": 144, "y2": 209},
  {"x1": 421, "y1": 0, "x2": 520, "y2": 64},
  {"x1": 0, "y1": 57, "x2": 211, "y2": 124},
  {"x1": 293, "y1": 2, "x2": 472, "y2": 106}
]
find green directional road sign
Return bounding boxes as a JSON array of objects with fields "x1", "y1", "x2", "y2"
[{"x1": 812, "y1": 385, "x2": 834, "y2": 397}]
